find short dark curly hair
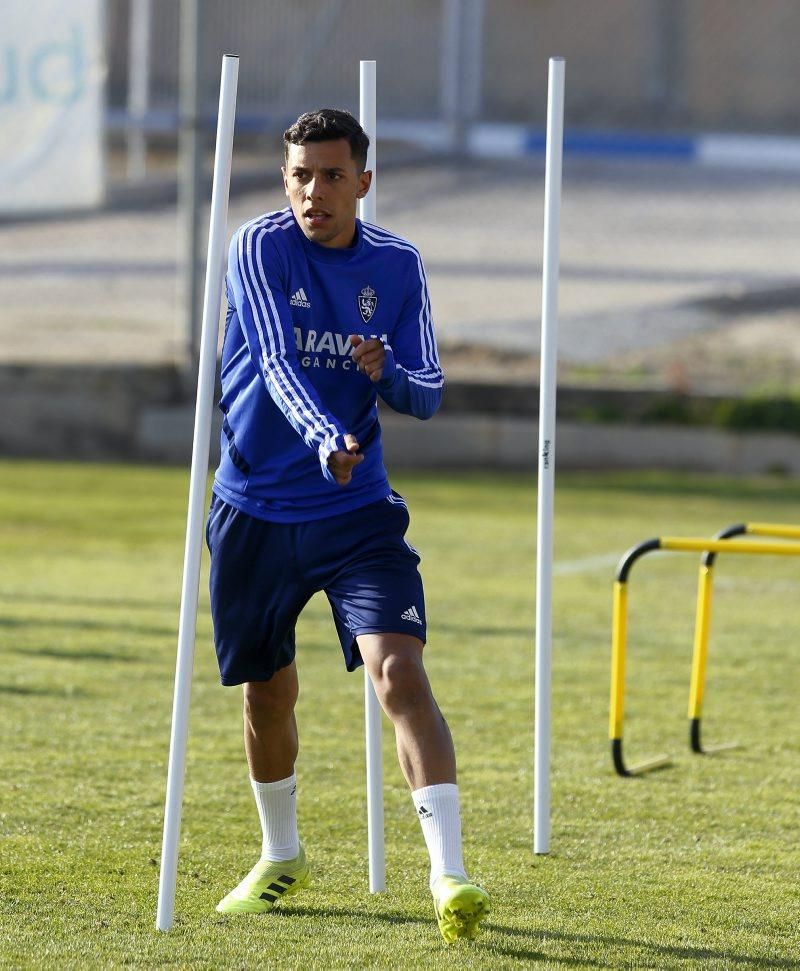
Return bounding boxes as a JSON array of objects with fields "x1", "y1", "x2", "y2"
[{"x1": 283, "y1": 108, "x2": 370, "y2": 172}]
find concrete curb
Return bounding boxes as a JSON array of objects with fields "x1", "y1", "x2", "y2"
[
  {"x1": 2, "y1": 363, "x2": 799, "y2": 475},
  {"x1": 380, "y1": 415, "x2": 800, "y2": 477}
]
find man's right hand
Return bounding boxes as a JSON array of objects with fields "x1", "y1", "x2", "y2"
[{"x1": 327, "y1": 434, "x2": 364, "y2": 485}]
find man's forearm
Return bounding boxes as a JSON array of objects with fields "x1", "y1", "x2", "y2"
[{"x1": 376, "y1": 352, "x2": 443, "y2": 420}]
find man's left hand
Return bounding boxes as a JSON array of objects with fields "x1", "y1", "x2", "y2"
[{"x1": 350, "y1": 334, "x2": 385, "y2": 383}]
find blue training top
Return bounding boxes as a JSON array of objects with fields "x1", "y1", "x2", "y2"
[{"x1": 212, "y1": 207, "x2": 444, "y2": 523}]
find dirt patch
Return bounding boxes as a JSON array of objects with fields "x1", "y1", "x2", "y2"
[
  {"x1": 438, "y1": 341, "x2": 538, "y2": 383},
  {"x1": 600, "y1": 312, "x2": 800, "y2": 395},
  {"x1": 442, "y1": 311, "x2": 800, "y2": 396}
]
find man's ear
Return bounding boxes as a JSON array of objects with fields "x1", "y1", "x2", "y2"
[
  {"x1": 356, "y1": 169, "x2": 373, "y2": 200},
  {"x1": 281, "y1": 166, "x2": 289, "y2": 198}
]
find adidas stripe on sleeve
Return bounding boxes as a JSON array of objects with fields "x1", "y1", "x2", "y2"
[
  {"x1": 228, "y1": 216, "x2": 348, "y2": 480},
  {"x1": 362, "y1": 224, "x2": 444, "y2": 421}
]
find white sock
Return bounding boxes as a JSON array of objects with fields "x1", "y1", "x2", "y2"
[
  {"x1": 412, "y1": 783, "x2": 467, "y2": 889},
  {"x1": 250, "y1": 774, "x2": 300, "y2": 862}
]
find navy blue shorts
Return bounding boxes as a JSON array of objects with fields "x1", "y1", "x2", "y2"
[{"x1": 206, "y1": 491, "x2": 426, "y2": 685}]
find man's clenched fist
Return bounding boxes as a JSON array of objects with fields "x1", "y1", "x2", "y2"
[
  {"x1": 327, "y1": 433, "x2": 364, "y2": 485},
  {"x1": 350, "y1": 334, "x2": 385, "y2": 382}
]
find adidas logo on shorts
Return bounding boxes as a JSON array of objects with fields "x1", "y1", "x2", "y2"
[
  {"x1": 290, "y1": 287, "x2": 311, "y2": 309},
  {"x1": 401, "y1": 605, "x2": 422, "y2": 625}
]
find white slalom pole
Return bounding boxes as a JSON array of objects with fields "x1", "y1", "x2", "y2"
[
  {"x1": 534, "y1": 56, "x2": 565, "y2": 856},
  {"x1": 156, "y1": 54, "x2": 239, "y2": 932},
  {"x1": 358, "y1": 59, "x2": 386, "y2": 893}
]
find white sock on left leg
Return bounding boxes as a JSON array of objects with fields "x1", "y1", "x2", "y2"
[
  {"x1": 412, "y1": 782, "x2": 467, "y2": 888},
  {"x1": 251, "y1": 774, "x2": 299, "y2": 862}
]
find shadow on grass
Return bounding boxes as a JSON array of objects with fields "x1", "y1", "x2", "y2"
[
  {"x1": 255, "y1": 907, "x2": 797, "y2": 968},
  {"x1": 0, "y1": 591, "x2": 176, "y2": 612},
  {"x1": 533, "y1": 927, "x2": 795, "y2": 969},
  {"x1": 11, "y1": 647, "x2": 137, "y2": 663},
  {"x1": 0, "y1": 683, "x2": 86, "y2": 697},
  {"x1": 256, "y1": 907, "x2": 573, "y2": 965},
  {"x1": 0, "y1": 616, "x2": 174, "y2": 637},
  {"x1": 277, "y1": 904, "x2": 426, "y2": 927}
]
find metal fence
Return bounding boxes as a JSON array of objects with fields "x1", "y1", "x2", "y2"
[
  {"x1": 3, "y1": 0, "x2": 799, "y2": 395},
  {"x1": 107, "y1": 0, "x2": 800, "y2": 142},
  {"x1": 106, "y1": 0, "x2": 456, "y2": 132}
]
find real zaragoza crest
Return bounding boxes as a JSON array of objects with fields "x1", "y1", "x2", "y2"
[{"x1": 358, "y1": 285, "x2": 377, "y2": 324}]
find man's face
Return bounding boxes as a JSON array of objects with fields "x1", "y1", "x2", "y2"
[{"x1": 283, "y1": 139, "x2": 372, "y2": 249}]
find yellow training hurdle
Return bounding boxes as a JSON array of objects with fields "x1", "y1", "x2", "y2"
[
  {"x1": 610, "y1": 529, "x2": 800, "y2": 777},
  {"x1": 688, "y1": 522, "x2": 800, "y2": 756}
]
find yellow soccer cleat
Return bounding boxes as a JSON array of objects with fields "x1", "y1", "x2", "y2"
[
  {"x1": 216, "y1": 846, "x2": 310, "y2": 915},
  {"x1": 431, "y1": 874, "x2": 491, "y2": 943}
]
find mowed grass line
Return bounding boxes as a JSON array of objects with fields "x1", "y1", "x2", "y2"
[{"x1": 0, "y1": 460, "x2": 798, "y2": 969}]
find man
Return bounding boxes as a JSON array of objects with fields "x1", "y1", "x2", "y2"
[{"x1": 206, "y1": 108, "x2": 490, "y2": 944}]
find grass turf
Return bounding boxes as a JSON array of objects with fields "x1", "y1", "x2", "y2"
[{"x1": 1, "y1": 460, "x2": 798, "y2": 968}]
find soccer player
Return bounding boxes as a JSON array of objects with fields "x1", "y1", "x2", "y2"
[{"x1": 206, "y1": 108, "x2": 490, "y2": 943}]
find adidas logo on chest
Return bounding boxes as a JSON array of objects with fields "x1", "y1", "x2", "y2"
[{"x1": 290, "y1": 287, "x2": 311, "y2": 309}]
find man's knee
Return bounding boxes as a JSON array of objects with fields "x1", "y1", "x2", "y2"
[
  {"x1": 243, "y1": 666, "x2": 298, "y2": 725},
  {"x1": 370, "y1": 647, "x2": 431, "y2": 714}
]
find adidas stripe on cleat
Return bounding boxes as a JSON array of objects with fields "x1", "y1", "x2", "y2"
[
  {"x1": 432, "y1": 874, "x2": 491, "y2": 944},
  {"x1": 216, "y1": 845, "x2": 310, "y2": 914}
]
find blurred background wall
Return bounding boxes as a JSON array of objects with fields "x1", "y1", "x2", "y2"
[
  {"x1": 2, "y1": 0, "x2": 800, "y2": 468},
  {"x1": 104, "y1": 0, "x2": 800, "y2": 147}
]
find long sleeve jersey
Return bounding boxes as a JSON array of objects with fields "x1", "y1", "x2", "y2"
[{"x1": 212, "y1": 207, "x2": 444, "y2": 523}]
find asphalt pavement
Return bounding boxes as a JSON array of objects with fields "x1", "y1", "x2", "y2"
[{"x1": 1, "y1": 154, "x2": 798, "y2": 375}]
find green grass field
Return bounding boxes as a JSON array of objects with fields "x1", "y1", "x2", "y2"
[{"x1": 1, "y1": 460, "x2": 799, "y2": 969}]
